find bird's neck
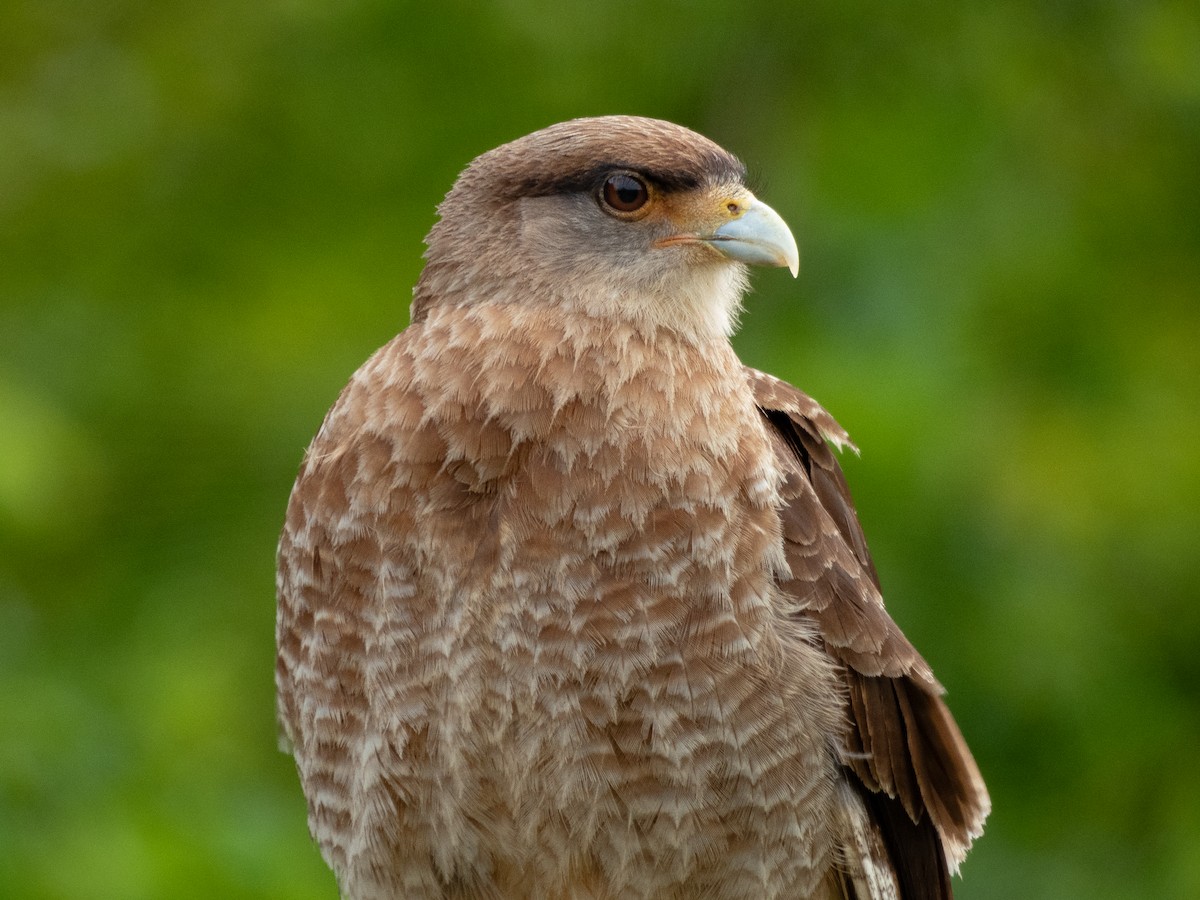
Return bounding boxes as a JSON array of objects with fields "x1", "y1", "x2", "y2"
[
  {"x1": 413, "y1": 302, "x2": 752, "y2": 442},
  {"x1": 413, "y1": 250, "x2": 750, "y2": 344}
]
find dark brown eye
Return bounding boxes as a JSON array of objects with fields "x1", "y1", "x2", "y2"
[{"x1": 600, "y1": 173, "x2": 650, "y2": 214}]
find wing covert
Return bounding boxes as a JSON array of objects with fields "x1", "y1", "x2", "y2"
[{"x1": 747, "y1": 367, "x2": 989, "y2": 894}]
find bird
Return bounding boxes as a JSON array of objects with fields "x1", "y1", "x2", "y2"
[{"x1": 275, "y1": 115, "x2": 989, "y2": 900}]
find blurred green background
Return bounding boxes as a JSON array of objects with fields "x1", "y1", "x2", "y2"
[{"x1": 2, "y1": 1, "x2": 1197, "y2": 897}]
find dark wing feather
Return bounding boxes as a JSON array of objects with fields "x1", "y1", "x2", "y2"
[
  {"x1": 857, "y1": 784, "x2": 954, "y2": 900},
  {"x1": 746, "y1": 367, "x2": 989, "y2": 897}
]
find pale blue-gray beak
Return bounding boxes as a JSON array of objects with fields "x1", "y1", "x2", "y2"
[{"x1": 707, "y1": 196, "x2": 800, "y2": 277}]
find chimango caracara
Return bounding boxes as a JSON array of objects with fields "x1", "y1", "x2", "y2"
[{"x1": 276, "y1": 116, "x2": 989, "y2": 899}]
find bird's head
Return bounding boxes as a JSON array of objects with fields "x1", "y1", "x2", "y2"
[{"x1": 412, "y1": 116, "x2": 798, "y2": 340}]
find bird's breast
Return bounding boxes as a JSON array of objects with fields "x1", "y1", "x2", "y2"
[
  {"x1": 283, "y1": 306, "x2": 843, "y2": 896},
  {"x1": 399, "y1": 312, "x2": 816, "y2": 760}
]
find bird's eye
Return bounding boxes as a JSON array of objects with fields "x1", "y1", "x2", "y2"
[{"x1": 600, "y1": 173, "x2": 650, "y2": 215}]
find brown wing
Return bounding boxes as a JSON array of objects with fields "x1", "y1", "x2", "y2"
[{"x1": 746, "y1": 367, "x2": 989, "y2": 899}]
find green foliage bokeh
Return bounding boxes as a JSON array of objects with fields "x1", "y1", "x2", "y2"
[{"x1": 2, "y1": 2, "x2": 1197, "y2": 897}]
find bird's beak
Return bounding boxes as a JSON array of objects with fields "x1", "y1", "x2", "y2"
[{"x1": 705, "y1": 194, "x2": 799, "y2": 277}]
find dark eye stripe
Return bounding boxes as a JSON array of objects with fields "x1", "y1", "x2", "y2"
[{"x1": 503, "y1": 152, "x2": 745, "y2": 201}]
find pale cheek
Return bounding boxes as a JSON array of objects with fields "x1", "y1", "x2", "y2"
[{"x1": 510, "y1": 197, "x2": 751, "y2": 341}]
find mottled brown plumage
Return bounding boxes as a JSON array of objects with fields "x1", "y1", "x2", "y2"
[{"x1": 276, "y1": 116, "x2": 988, "y2": 900}]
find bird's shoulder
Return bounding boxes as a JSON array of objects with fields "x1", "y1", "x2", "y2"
[
  {"x1": 745, "y1": 367, "x2": 928, "y2": 680},
  {"x1": 746, "y1": 365, "x2": 989, "y2": 897}
]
